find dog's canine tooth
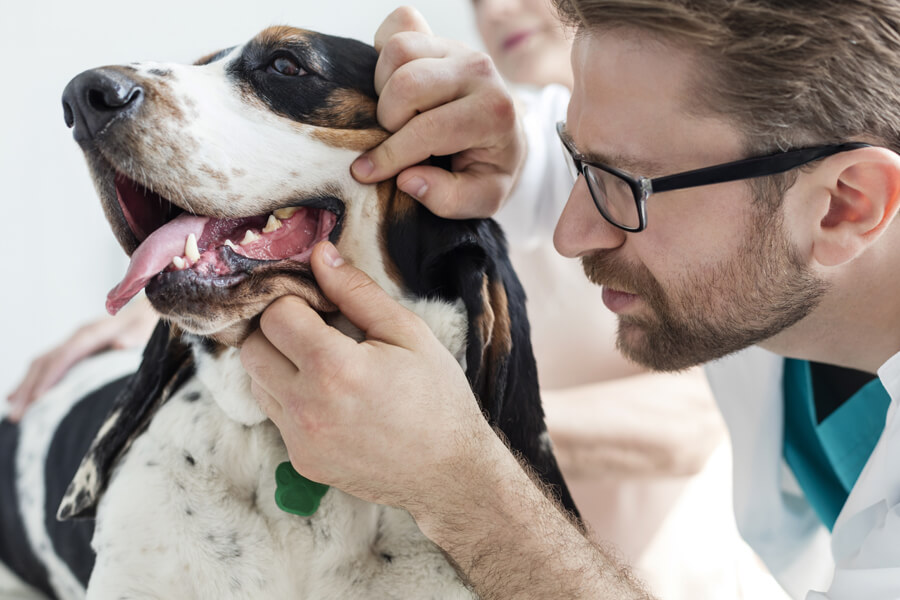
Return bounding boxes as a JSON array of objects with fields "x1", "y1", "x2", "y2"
[
  {"x1": 241, "y1": 230, "x2": 260, "y2": 245},
  {"x1": 185, "y1": 233, "x2": 200, "y2": 262},
  {"x1": 172, "y1": 256, "x2": 186, "y2": 270},
  {"x1": 273, "y1": 207, "x2": 298, "y2": 220},
  {"x1": 262, "y1": 215, "x2": 283, "y2": 233},
  {"x1": 224, "y1": 239, "x2": 237, "y2": 250}
]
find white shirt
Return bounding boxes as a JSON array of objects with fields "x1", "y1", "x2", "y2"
[{"x1": 507, "y1": 83, "x2": 900, "y2": 600}]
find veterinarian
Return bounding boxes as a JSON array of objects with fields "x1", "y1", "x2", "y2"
[
  {"x1": 468, "y1": 1, "x2": 767, "y2": 596},
  {"x1": 240, "y1": 2, "x2": 900, "y2": 599}
]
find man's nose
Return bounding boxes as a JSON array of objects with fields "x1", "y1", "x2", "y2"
[
  {"x1": 62, "y1": 68, "x2": 143, "y2": 144},
  {"x1": 553, "y1": 176, "x2": 627, "y2": 258}
]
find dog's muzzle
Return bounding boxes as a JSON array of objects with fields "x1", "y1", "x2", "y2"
[{"x1": 62, "y1": 69, "x2": 143, "y2": 144}]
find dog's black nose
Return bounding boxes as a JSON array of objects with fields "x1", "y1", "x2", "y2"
[{"x1": 62, "y1": 68, "x2": 143, "y2": 143}]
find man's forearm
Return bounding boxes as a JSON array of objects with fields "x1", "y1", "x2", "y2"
[{"x1": 411, "y1": 433, "x2": 654, "y2": 600}]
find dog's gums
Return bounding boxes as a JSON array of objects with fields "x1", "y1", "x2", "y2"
[{"x1": 106, "y1": 173, "x2": 338, "y2": 315}]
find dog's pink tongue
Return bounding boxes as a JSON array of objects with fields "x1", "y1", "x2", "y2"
[{"x1": 107, "y1": 214, "x2": 209, "y2": 315}]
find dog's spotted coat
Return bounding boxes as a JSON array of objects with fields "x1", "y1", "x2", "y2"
[{"x1": 0, "y1": 26, "x2": 578, "y2": 599}]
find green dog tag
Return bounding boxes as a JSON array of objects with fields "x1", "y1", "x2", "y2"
[{"x1": 274, "y1": 462, "x2": 330, "y2": 517}]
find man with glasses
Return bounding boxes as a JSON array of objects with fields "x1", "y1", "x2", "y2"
[{"x1": 240, "y1": 1, "x2": 900, "y2": 598}]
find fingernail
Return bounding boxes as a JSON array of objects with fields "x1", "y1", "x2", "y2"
[
  {"x1": 400, "y1": 176, "x2": 428, "y2": 200},
  {"x1": 351, "y1": 156, "x2": 374, "y2": 179},
  {"x1": 321, "y1": 242, "x2": 345, "y2": 268}
]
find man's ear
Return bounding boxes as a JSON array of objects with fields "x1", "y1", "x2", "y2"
[{"x1": 811, "y1": 146, "x2": 900, "y2": 267}]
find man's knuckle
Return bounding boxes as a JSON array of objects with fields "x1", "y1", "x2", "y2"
[
  {"x1": 466, "y1": 51, "x2": 496, "y2": 79},
  {"x1": 388, "y1": 66, "x2": 420, "y2": 103},
  {"x1": 382, "y1": 33, "x2": 417, "y2": 68},
  {"x1": 485, "y1": 90, "x2": 516, "y2": 128}
]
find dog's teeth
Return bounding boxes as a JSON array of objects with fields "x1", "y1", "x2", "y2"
[
  {"x1": 263, "y1": 215, "x2": 283, "y2": 233},
  {"x1": 172, "y1": 256, "x2": 186, "y2": 270},
  {"x1": 273, "y1": 207, "x2": 298, "y2": 220},
  {"x1": 224, "y1": 239, "x2": 237, "y2": 250},
  {"x1": 241, "y1": 230, "x2": 260, "y2": 245},
  {"x1": 185, "y1": 234, "x2": 201, "y2": 262}
]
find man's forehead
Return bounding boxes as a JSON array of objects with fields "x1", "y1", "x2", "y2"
[{"x1": 568, "y1": 29, "x2": 744, "y2": 175}]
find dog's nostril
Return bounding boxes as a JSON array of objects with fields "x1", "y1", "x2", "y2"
[
  {"x1": 63, "y1": 101, "x2": 74, "y2": 128},
  {"x1": 86, "y1": 86, "x2": 141, "y2": 112}
]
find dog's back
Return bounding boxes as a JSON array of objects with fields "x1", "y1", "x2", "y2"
[{"x1": 1, "y1": 352, "x2": 141, "y2": 599}]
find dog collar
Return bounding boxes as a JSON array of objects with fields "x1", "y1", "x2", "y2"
[{"x1": 274, "y1": 462, "x2": 330, "y2": 517}]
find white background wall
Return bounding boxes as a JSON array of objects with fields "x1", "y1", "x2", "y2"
[{"x1": 0, "y1": 1, "x2": 481, "y2": 396}]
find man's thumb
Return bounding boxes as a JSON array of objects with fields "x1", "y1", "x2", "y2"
[{"x1": 310, "y1": 241, "x2": 415, "y2": 344}]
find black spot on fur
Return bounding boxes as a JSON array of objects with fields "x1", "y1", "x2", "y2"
[
  {"x1": 61, "y1": 322, "x2": 195, "y2": 520},
  {"x1": 184, "y1": 453, "x2": 196, "y2": 466},
  {"x1": 184, "y1": 391, "x2": 202, "y2": 402},
  {"x1": 0, "y1": 420, "x2": 54, "y2": 597},
  {"x1": 43, "y1": 375, "x2": 131, "y2": 586}
]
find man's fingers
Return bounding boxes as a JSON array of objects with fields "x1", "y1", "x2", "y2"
[
  {"x1": 254, "y1": 295, "x2": 353, "y2": 368},
  {"x1": 396, "y1": 164, "x2": 511, "y2": 219},
  {"x1": 374, "y1": 34, "x2": 449, "y2": 100},
  {"x1": 373, "y1": 6, "x2": 433, "y2": 54},
  {"x1": 240, "y1": 327, "x2": 310, "y2": 411},
  {"x1": 309, "y1": 242, "x2": 421, "y2": 347},
  {"x1": 376, "y1": 57, "x2": 469, "y2": 133},
  {"x1": 249, "y1": 376, "x2": 283, "y2": 423}
]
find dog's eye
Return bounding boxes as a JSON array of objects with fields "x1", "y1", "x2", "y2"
[{"x1": 267, "y1": 56, "x2": 306, "y2": 77}]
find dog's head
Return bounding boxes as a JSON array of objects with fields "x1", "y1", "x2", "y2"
[
  {"x1": 63, "y1": 26, "x2": 393, "y2": 344},
  {"x1": 58, "y1": 26, "x2": 578, "y2": 522}
]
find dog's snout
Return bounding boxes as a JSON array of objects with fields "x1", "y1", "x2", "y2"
[{"x1": 62, "y1": 68, "x2": 143, "y2": 143}]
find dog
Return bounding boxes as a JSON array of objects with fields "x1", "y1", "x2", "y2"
[{"x1": 0, "y1": 25, "x2": 579, "y2": 599}]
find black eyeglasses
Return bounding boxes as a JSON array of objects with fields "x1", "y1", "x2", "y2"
[{"x1": 556, "y1": 121, "x2": 871, "y2": 232}]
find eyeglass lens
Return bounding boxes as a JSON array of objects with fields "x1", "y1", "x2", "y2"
[{"x1": 559, "y1": 139, "x2": 641, "y2": 230}]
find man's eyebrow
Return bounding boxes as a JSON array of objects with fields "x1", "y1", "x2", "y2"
[{"x1": 560, "y1": 125, "x2": 667, "y2": 176}]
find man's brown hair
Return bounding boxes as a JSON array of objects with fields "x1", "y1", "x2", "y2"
[{"x1": 553, "y1": 0, "x2": 900, "y2": 156}]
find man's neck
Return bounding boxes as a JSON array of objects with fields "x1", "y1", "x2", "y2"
[{"x1": 761, "y1": 228, "x2": 900, "y2": 374}]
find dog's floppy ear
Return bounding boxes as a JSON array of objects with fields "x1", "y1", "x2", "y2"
[
  {"x1": 57, "y1": 321, "x2": 194, "y2": 520},
  {"x1": 383, "y1": 190, "x2": 579, "y2": 518}
]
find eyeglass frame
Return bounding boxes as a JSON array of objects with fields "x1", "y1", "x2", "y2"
[{"x1": 556, "y1": 121, "x2": 872, "y2": 232}]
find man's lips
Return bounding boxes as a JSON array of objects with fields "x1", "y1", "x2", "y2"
[{"x1": 601, "y1": 286, "x2": 640, "y2": 314}]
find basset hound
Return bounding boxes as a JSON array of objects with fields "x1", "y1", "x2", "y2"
[{"x1": 0, "y1": 25, "x2": 578, "y2": 600}]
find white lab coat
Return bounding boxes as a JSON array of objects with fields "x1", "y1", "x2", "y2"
[
  {"x1": 505, "y1": 84, "x2": 900, "y2": 600},
  {"x1": 706, "y1": 348, "x2": 900, "y2": 600}
]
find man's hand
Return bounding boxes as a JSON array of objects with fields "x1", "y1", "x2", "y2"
[
  {"x1": 351, "y1": 6, "x2": 526, "y2": 219},
  {"x1": 240, "y1": 241, "x2": 496, "y2": 512}
]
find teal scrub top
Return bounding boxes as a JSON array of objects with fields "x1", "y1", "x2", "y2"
[{"x1": 782, "y1": 358, "x2": 891, "y2": 530}]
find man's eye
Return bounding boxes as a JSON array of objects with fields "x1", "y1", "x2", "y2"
[{"x1": 267, "y1": 56, "x2": 306, "y2": 77}]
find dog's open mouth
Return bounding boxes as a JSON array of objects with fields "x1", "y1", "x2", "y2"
[{"x1": 107, "y1": 173, "x2": 339, "y2": 315}]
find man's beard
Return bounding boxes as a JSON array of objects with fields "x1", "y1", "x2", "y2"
[{"x1": 582, "y1": 209, "x2": 828, "y2": 372}]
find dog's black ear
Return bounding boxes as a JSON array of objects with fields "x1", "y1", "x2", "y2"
[
  {"x1": 382, "y1": 190, "x2": 580, "y2": 519},
  {"x1": 57, "y1": 321, "x2": 194, "y2": 520}
]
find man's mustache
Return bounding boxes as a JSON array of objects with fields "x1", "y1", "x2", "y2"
[{"x1": 581, "y1": 251, "x2": 652, "y2": 297}]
